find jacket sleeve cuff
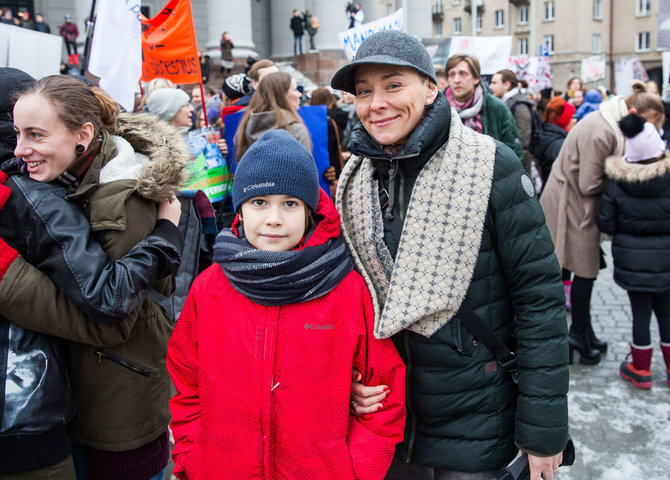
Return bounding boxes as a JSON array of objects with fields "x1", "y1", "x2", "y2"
[{"x1": 152, "y1": 219, "x2": 185, "y2": 254}]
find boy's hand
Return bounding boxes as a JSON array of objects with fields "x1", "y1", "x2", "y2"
[{"x1": 350, "y1": 367, "x2": 390, "y2": 416}]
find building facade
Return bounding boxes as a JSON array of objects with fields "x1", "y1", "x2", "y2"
[{"x1": 2, "y1": 0, "x2": 664, "y2": 90}]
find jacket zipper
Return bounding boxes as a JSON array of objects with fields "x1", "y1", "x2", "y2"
[
  {"x1": 403, "y1": 330, "x2": 418, "y2": 463},
  {"x1": 93, "y1": 350, "x2": 151, "y2": 377}
]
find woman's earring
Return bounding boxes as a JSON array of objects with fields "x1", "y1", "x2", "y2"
[{"x1": 75, "y1": 144, "x2": 85, "y2": 154}]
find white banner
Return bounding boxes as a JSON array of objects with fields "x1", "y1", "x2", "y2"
[
  {"x1": 580, "y1": 54, "x2": 607, "y2": 83},
  {"x1": 449, "y1": 36, "x2": 513, "y2": 75},
  {"x1": 88, "y1": 0, "x2": 142, "y2": 112},
  {"x1": 0, "y1": 23, "x2": 61, "y2": 79},
  {"x1": 662, "y1": 51, "x2": 670, "y2": 103},
  {"x1": 338, "y1": 9, "x2": 403, "y2": 60},
  {"x1": 615, "y1": 57, "x2": 649, "y2": 97},
  {"x1": 508, "y1": 56, "x2": 552, "y2": 91}
]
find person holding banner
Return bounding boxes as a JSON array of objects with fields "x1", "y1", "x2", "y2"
[
  {"x1": 3, "y1": 75, "x2": 190, "y2": 480},
  {"x1": 234, "y1": 71, "x2": 311, "y2": 160},
  {"x1": 331, "y1": 29, "x2": 569, "y2": 480}
]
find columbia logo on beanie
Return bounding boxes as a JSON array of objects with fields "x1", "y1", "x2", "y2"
[{"x1": 232, "y1": 129, "x2": 319, "y2": 212}]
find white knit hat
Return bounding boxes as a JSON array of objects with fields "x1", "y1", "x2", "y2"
[
  {"x1": 146, "y1": 88, "x2": 190, "y2": 123},
  {"x1": 623, "y1": 122, "x2": 666, "y2": 163}
]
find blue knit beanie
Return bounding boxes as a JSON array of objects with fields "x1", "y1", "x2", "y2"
[{"x1": 232, "y1": 129, "x2": 319, "y2": 212}]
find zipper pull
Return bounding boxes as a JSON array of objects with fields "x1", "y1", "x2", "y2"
[{"x1": 96, "y1": 351, "x2": 102, "y2": 363}]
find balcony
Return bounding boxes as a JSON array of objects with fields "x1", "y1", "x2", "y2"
[
  {"x1": 464, "y1": 0, "x2": 485, "y2": 14},
  {"x1": 433, "y1": 2, "x2": 444, "y2": 22},
  {"x1": 508, "y1": 0, "x2": 529, "y2": 5}
]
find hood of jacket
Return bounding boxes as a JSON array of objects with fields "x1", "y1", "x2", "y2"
[
  {"x1": 245, "y1": 110, "x2": 297, "y2": 145},
  {"x1": 0, "y1": 68, "x2": 35, "y2": 162},
  {"x1": 604, "y1": 153, "x2": 670, "y2": 197},
  {"x1": 91, "y1": 112, "x2": 189, "y2": 203}
]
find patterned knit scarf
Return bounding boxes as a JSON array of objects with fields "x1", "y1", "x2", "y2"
[
  {"x1": 445, "y1": 84, "x2": 484, "y2": 133},
  {"x1": 213, "y1": 229, "x2": 354, "y2": 306}
]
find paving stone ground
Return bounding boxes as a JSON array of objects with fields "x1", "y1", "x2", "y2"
[{"x1": 168, "y1": 242, "x2": 670, "y2": 480}]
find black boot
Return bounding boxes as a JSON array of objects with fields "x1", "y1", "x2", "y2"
[
  {"x1": 568, "y1": 331, "x2": 601, "y2": 365},
  {"x1": 588, "y1": 327, "x2": 608, "y2": 353}
]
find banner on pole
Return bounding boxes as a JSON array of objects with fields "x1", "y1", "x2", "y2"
[
  {"x1": 508, "y1": 56, "x2": 552, "y2": 91},
  {"x1": 338, "y1": 9, "x2": 403, "y2": 60},
  {"x1": 449, "y1": 36, "x2": 513, "y2": 75},
  {"x1": 580, "y1": 54, "x2": 606, "y2": 83},
  {"x1": 141, "y1": 0, "x2": 201, "y2": 84}
]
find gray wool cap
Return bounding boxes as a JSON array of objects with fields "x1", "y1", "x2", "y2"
[
  {"x1": 146, "y1": 88, "x2": 190, "y2": 123},
  {"x1": 331, "y1": 30, "x2": 436, "y2": 95}
]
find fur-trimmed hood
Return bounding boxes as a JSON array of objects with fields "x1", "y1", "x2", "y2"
[
  {"x1": 98, "y1": 112, "x2": 190, "y2": 203},
  {"x1": 605, "y1": 153, "x2": 670, "y2": 183}
]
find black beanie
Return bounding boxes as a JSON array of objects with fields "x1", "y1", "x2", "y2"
[{"x1": 232, "y1": 129, "x2": 319, "y2": 212}]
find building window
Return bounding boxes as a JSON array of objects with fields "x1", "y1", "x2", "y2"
[
  {"x1": 543, "y1": 34, "x2": 555, "y2": 54},
  {"x1": 495, "y1": 9, "x2": 504, "y2": 28},
  {"x1": 454, "y1": 0, "x2": 461, "y2": 4},
  {"x1": 592, "y1": 33, "x2": 601, "y2": 53},
  {"x1": 593, "y1": 0, "x2": 602, "y2": 19},
  {"x1": 636, "y1": 31, "x2": 651, "y2": 51},
  {"x1": 454, "y1": 17, "x2": 462, "y2": 35},
  {"x1": 519, "y1": 37, "x2": 528, "y2": 55},
  {"x1": 386, "y1": 3, "x2": 393, "y2": 16},
  {"x1": 476, "y1": 12, "x2": 482, "y2": 32},
  {"x1": 518, "y1": 5, "x2": 529, "y2": 25},
  {"x1": 435, "y1": 21, "x2": 443, "y2": 36},
  {"x1": 544, "y1": 1, "x2": 555, "y2": 21},
  {"x1": 636, "y1": 0, "x2": 651, "y2": 16}
]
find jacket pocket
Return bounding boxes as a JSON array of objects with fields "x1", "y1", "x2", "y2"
[{"x1": 93, "y1": 350, "x2": 151, "y2": 377}]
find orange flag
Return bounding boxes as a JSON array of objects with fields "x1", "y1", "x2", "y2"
[{"x1": 141, "y1": 0, "x2": 201, "y2": 84}]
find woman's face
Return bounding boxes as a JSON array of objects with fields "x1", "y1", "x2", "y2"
[
  {"x1": 172, "y1": 103, "x2": 194, "y2": 128},
  {"x1": 572, "y1": 90, "x2": 584, "y2": 107},
  {"x1": 286, "y1": 79, "x2": 302, "y2": 111},
  {"x1": 568, "y1": 78, "x2": 582, "y2": 92},
  {"x1": 354, "y1": 64, "x2": 438, "y2": 146},
  {"x1": 197, "y1": 110, "x2": 205, "y2": 129},
  {"x1": 13, "y1": 94, "x2": 91, "y2": 182}
]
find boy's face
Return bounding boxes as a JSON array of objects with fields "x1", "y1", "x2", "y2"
[{"x1": 240, "y1": 195, "x2": 307, "y2": 252}]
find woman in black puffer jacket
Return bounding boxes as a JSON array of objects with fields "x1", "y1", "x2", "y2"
[{"x1": 596, "y1": 113, "x2": 670, "y2": 390}]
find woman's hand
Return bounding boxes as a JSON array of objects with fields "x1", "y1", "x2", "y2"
[
  {"x1": 527, "y1": 452, "x2": 562, "y2": 480},
  {"x1": 158, "y1": 195, "x2": 181, "y2": 227},
  {"x1": 323, "y1": 166, "x2": 337, "y2": 184},
  {"x1": 218, "y1": 138, "x2": 228, "y2": 157},
  {"x1": 350, "y1": 368, "x2": 390, "y2": 416}
]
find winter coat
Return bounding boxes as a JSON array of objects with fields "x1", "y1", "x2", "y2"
[
  {"x1": 534, "y1": 122, "x2": 568, "y2": 189},
  {"x1": 219, "y1": 38, "x2": 234, "y2": 62},
  {"x1": 59, "y1": 21, "x2": 78, "y2": 42},
  {"x1": 574, "y1": 89, "x2": 602, "y2": 121},
  {"x1": 290, "y1": 15, "x2": 304, "y2": 36},
  {"x1": 480, "y1": 90, "x2": 523, "y2": 162},
  {"x1": 1, "y1": 113, "x2": 189, "y2": 452},
  {"x1": 504, "y1": 89, "x2": 536, "y2": 173},
  {"x1": 540, "y1": 97, "x2": 627, "y2": 278},
  {"x1": 168, "y1": 191, "x2": 406, "y2": 480},
  {"x1": 596, "y1": 154, "x2": 670, "y2": 292},
  {"x1": 244, "y1": 109, "x2": 311, "y2": 153},
  {"x1": 337, "y1": 94, "x2": 569, "y2": 472}
]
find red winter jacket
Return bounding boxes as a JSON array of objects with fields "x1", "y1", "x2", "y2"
[{"x1": 167, "y1": 192, "x2": 406, "y2": 480}]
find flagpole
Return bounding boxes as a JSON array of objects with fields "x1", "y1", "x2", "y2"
[{"x1": 80, "y1": 0, "x2": 98, "y2": 76}]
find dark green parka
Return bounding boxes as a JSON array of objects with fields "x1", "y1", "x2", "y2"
[{"x1": 337, "y1": 93, "x2": 568, "y2": 472}]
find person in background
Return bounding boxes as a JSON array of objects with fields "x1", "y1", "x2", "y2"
[
  {"x1": 59, "y1": 14, "x2": 79, "y2": 65},
  {"x1": 574, "y1": 89, "x2": 602, "y2": 122},
  {"x1": 310, "y1": 87, "x2": 348, "y2": 194},
  {"x1": 347, "y1": 2, "x2": 364, "y2": 28},
  {"x1": 235, "y1": 59, "x2": 279, "y2": 107},
  {"x1": 570, "y1": 88, "x2": 585, "y2": 108},
  {"x1": 220, "y1": 73, "x2": 252, "y2": 120},
  {"x1": 290, "y1": 9, "x2": 304, "y2": 56},
  {"x1": 534, "y1": 96, "x2": 575, "y2": 194},
  {"x1": 434, "y1": 67, "x2": 448, "y2": 93},
  {"x1": 303, "y1": 9, "x2": 319, "y2": 52},
  {"x1": 198, "y1": 50, "x2": 210, "y2": 84},
  {"x1": 0, "y1": 9, "x2": 14, "y2": 24},
  {"x1": 540, "y1": 84, "x2": 665, "y2": 366},
  {"x1": 445, "y1": 54, "x2": 524, "y2": 162},
  {"x1": 489, "y1": 68, "x2": 536, "y2": 174},
  {"x1": 146, "y1": 88, "x2": 194, "y2": 131},
  {"x1": 219, "y1": 32, "x2": 234, "y2": 77},
  {"x1": 332, "y1": 29, "x2": 568, "y2": 480},
  {"x1": 234, "y1": 71, "x2": 310, "y2": 160},
  {"x1": 596, "y1": 113, "x2": 670, "y2": 390},
  {"x1": 563, "y1": 77, "x2": 582, "y2": 102},
  {"x1": 19, "y1": 11, "x2": 33, "y2": 29},
  {"x1": 33, "y1": 13, "x2": 51, "y2": 33}
]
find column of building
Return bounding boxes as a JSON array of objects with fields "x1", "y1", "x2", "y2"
[
  {"x1": 205, "y1": 0, "x2": 255, "y2": 60},
  {"x1": 270, "y1": 0, "x2": 306, "y2": 58},
  {"x1": 404, "y1": 0, "x2": 433, "y2": 38}
]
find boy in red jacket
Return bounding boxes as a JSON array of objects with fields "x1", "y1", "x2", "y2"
[{"x1": 167, "y1": 129, "x2": 406, "y2": 480}]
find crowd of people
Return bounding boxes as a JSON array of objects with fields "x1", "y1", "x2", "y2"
[{"x1": 0, "y1": 23, "x2": 669, "y2": 480}]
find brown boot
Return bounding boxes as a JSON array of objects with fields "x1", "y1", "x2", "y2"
[{"x1": 620, "y1": 343, "x2": 653, "y2": 389}]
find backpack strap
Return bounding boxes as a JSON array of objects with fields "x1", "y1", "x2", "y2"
[{"x1": 458, "y1": 302, "x2": 519, "y2": 383}]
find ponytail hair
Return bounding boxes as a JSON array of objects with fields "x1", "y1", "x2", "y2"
[{"x1": 16, "y1": 75, "x2": 119, "y2": 136}]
